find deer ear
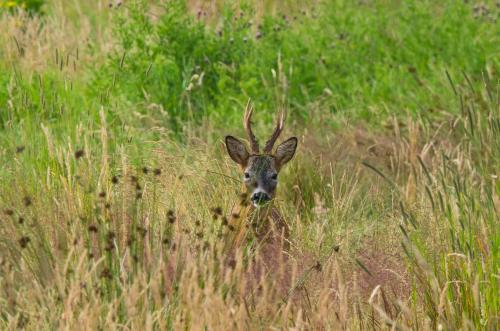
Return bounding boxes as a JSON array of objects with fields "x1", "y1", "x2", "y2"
[
  {"x1": 225, "y1": 136, "x2": 250, "y2": 166},
  {"x1": 275, "y1": 137, "x2": 298, "y2": 168}
]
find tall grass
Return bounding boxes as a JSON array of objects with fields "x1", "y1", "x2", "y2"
[{"x1": 0, "y1": 0, "x2": 498, "y2": 329}]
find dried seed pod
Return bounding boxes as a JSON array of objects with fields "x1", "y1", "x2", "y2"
[
  {"x1": 75, "y1": 149, "x2": 84, "y2": 159},
  {"x1": 19, "y1": 236, "x2": 30, "y2": 248}
]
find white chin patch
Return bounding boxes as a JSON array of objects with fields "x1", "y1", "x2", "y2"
[{"x1": 252, "y1": 200, "x2": 269, "y2": 208}]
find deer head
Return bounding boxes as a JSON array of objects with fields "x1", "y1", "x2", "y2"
[{"x1": 225, "y1": 102, "x2": 298, "y2": 207}]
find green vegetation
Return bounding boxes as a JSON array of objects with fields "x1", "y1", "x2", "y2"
[{"x1": 0, "y1": 0, "x2": 498, "y2": 329}]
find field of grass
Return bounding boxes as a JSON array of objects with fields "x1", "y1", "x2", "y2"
[{"x1": 0, "y1": 0, "x2": 499, "y2": 329}]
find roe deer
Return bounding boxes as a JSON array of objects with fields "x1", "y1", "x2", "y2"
[{"x1": 224, "y1": 102, "x2": 297, "y2": 250}]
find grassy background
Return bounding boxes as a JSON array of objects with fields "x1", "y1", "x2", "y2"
[{"x1": 0, "y1": 0, "x2": 499, "y2": 329}]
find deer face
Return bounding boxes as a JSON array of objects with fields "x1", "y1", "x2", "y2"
[
  {"x1": 225, "y1": 136, "x2": 297, "y2": 206},
  {"x1": 225, "y1": 103, "x2": 297, "y2": 207}
]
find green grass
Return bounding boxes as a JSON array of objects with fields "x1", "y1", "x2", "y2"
[{"x1": 0, "y1": 0, "x2": 499, "y2": 329}]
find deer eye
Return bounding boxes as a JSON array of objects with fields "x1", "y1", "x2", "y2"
[
  {"x1": 271, "y1": 173, "x2": 278, "y2": 180},
  {"x1": 244, "y1": 172, "x2": 250, "y2": 179}
]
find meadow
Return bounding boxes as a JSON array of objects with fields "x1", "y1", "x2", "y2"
[{"x1": 0, "y1": 0, "x2": 499, "y2": 329}]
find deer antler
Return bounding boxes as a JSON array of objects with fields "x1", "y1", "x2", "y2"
[
  {"x1": 243, "y1": 100, "x2": 260, "y2": 154},
  {"x1": 263, "y1": 109, "x2": 286, "y2": 154}
]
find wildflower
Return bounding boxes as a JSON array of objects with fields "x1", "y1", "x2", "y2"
[{"x1": 5, "y1": 2, "x2": 17, "y2": 9}]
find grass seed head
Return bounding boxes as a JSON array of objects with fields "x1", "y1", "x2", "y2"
[
  {"x1": 23, "y1": 196, "x2": 32, "y2": 207},
  {"x1": 75, "y1": 149, "x2": 84, "y2": 159},
  {"x1": 19, "y1": 236, "x2": 30, "y2": 248}
]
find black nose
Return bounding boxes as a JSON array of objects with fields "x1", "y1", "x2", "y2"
[{"x1": 251, "y1": 192, "x2": 271, "y2": 204}]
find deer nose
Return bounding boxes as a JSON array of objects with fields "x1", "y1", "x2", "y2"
[{"x1": 251, "y1": 191, "x2": 270, "y2": 205}]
